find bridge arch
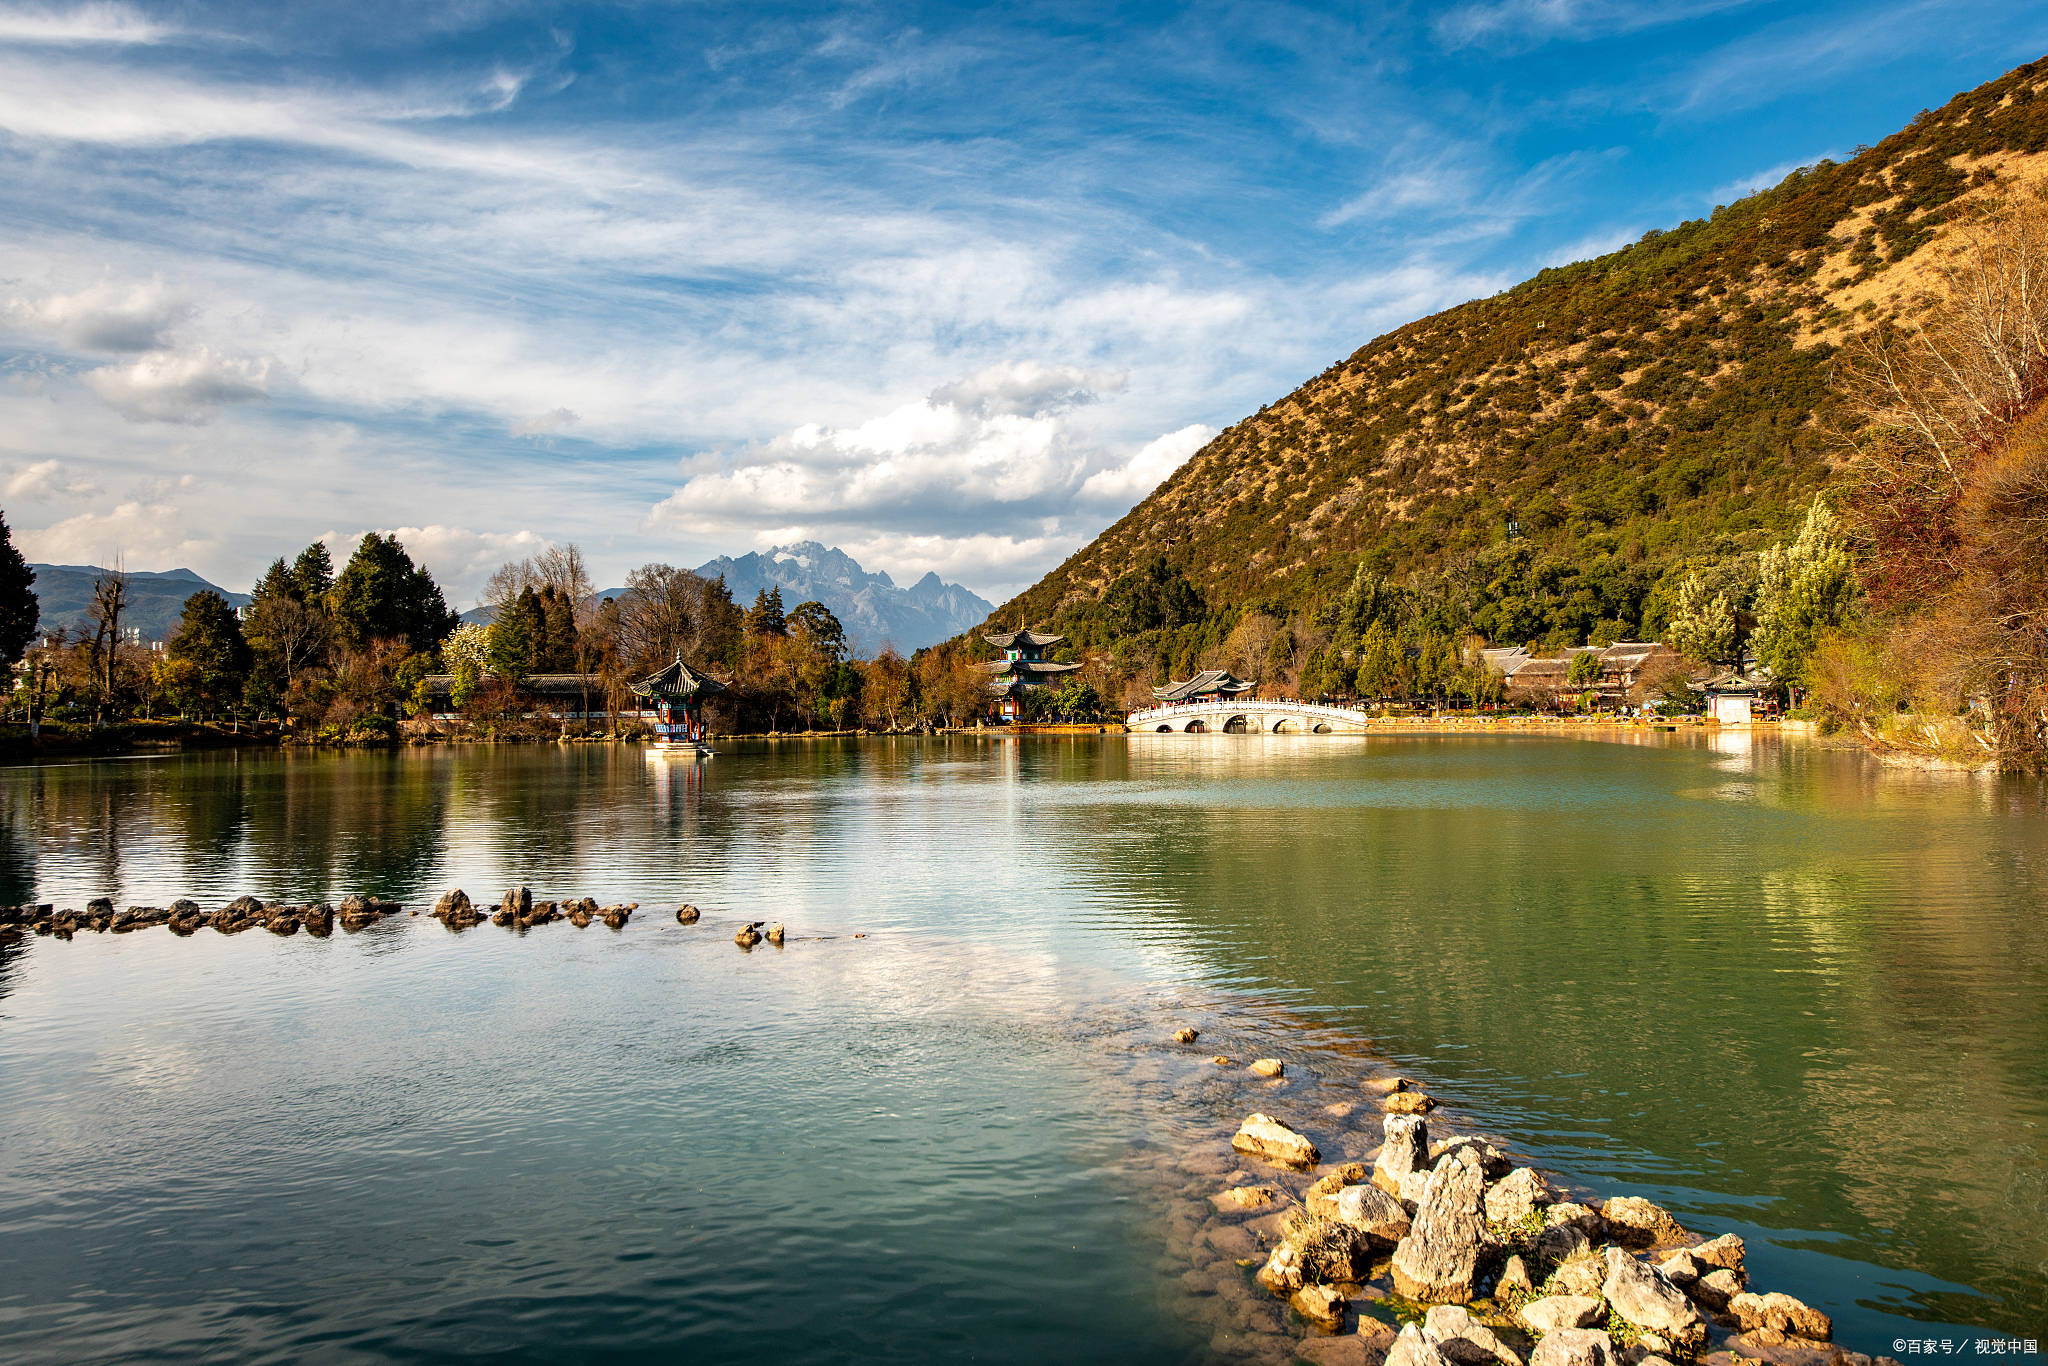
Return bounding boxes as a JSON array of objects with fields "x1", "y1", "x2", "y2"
[
  {"x1": 1155, "y1": 724, "x2": 1173, "y2": 733},
  {"x1": 1272, "y1": 718, "x2": 1297, "y2": 733},
  {"x1": 1312, "y1": 722, "x2": 1332, "y2": 733},
  {"x1": 1222, "y1": 715, "x2": 1249, "y2": 734},
  {"x1": 1184, "y1": 719, "x2": 1207, "y2": 733}
]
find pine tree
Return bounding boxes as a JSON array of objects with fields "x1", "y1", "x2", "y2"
[
  {"x1": 0, "y1": 511, "x2": 39, "y2": 674},
  {"x1": 329, "y1": 533, "x2": 457, "y2": 652},
  {"x1": 290, "y1": 542, "x2": 334, "y2": 601},
  {"x1": 747, "y1": 586, "x2": 787, "y2": 637},
  {"x1": 165, "y1": 591, "x2": 253, "y2": 719}
]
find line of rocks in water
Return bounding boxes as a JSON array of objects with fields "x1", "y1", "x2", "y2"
[
  {"x1": 0, "y1": 893, "x2": 405, "y2": 938},
  {"x1": 1187, "y1": 1030, "x2": 1894, "y2": 1366},
  {"x1": 1, "y1": 888, "x2": 810, "y2": 950}
]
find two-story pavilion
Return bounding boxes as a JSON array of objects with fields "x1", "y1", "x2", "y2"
[{"x1": 980, "y1": 629, "x2": 1081, "y2": 721}]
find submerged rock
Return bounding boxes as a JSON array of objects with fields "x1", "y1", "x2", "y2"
[
  {"x1": 676, "y1": 904, "x2": 701, "y2": 924},
  {"x1": 764, "y1": 922, "x2": 784, "y2": 945},
  {"x1": 1373, "y1": 1113, "x2": 1430, "y2": 1197},
  {"x1": 1172, "y1": 1026, "x2": 1199, "y2": 1044},
  {"x1": 1213, "y1": 1184, "x2": 1279, "y2": 1211},
  {"x1": 735, "y1": 922, "x2": 764, "y2": 949},
  {"x1": 1256, "y1": 1243, "x2": 1305, "y2": 1295},
  {"x1": 1602, "y1": 1248, "x2": 1705, "y2": 1351},
  {"x1": 302, "y1": 903, "x2": 335, "y2": 936},
  {"x1": 1386, "y1": 1091, "x2": 1437, "y2": 1114},
  {"x1": 501, "y1": 886, "x2": 533, "y2": 918},
  {"x1": 1230, "y1": 1113, "x2": 1319, "y2": 1170},
  {"x1": 1391, "y1": 1151, "x2": 1487, "y2": 1302},
  {"x1": 1209, "y1": 1055, "x2": 1233, "y2": 1066},
  {"x1": 1290, "y1": 1283, "x2": 1346, "y2": 1331},
  {"x1": 1249, "y1": 1058, "x2": 1285, "y2": 1079}
]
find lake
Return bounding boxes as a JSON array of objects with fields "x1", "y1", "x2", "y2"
[{"x1": 1, "y1": 734, "x2": 2044, "y2": 1364}]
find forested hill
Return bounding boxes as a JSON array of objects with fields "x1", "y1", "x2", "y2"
[{"x1": 993, "y1": 56, "x2": 2048, "y2": 673}]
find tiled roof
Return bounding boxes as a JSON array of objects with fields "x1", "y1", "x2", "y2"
[
  {"x1": 1152, "y1": 669, "x2": 1256, "y2": 702},
  {"x1": 633, "y1": 657, "x2": 728, "y2": 699},
  {"x1": 983, "y1": 629, "x2": 1065, "y2": 649}
]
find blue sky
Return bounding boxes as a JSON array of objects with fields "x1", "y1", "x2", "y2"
[{"x1": 0, "y1": 0, "x2": 2043, "y2": 607}]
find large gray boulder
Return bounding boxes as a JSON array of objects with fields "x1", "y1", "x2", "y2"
[
  {"x1": 1391, "y1": 1152, "x2": 1487, "y2": 1302},
  {"x1": 1602, "y1": 1249, "x2": 1705, "y2": 1352},
  {"x1": 1334, "y1": 1181, "x2": 1412, "y2": 1246},
  {"x1": 1230, "y1": 1113, "x2": 1320, "y2": 1170},
  {"x1": 1519, "y1": 1296, "x2": 1605, "y2": 1333},
  {"x1": 1387, "y1": 1324, "x2": 1456, "y2": 1366},
  {"x1": 1529, "y1": 1329, "x2": 1615, "y2": 1366},
  {"x1": 1690, "y1": 1233, "x2": 1746, "y2": 1274},
  {"x1": 1486, "y1": 1166, "x2": 1556, "y2": 1225},
  {"x1": 1601, "y1": 1196, "x2": 1687, "y2": 1248},
  {"x1": 1729, "y1": 1291, "x2": 1831, "y2": 1342},
  {"x1": 1374, "y1": 1113, "x2": 1430, "y2": 1195}
]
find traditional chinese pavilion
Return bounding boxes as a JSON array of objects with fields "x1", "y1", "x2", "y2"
[
  {"x1": 633, "y1": 657, "x2": 727, "y2": 753},
  {"x1": 1152, "y1": 669, "x2": 1257, "y2": 703},
  {"x1": 980, "y1": 628, "x2": 1081, "y2": 721}
]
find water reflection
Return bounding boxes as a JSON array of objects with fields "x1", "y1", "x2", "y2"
[{"x1": 3, "y1": 734, "x2": 2044, "y2": 1346}]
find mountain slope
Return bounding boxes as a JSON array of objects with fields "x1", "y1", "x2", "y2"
[
  {"x1": 695, "y1": 542, "x2": 993, "y2": 656},
  {"x1": 29, "y1": 565, "x2": 249, "y2": 641},
  {"x1": 994, "y1": 57, "x2": 2048, "y2": 661}
]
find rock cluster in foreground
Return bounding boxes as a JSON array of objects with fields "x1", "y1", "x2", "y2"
[{"x1": 1212, "y1": 1094, "x2": 1880, "y2": 1366}]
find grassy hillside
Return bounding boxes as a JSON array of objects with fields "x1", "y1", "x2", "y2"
[{"x1": 995, "y1": 56, "x2": 2048, "y2": 678}]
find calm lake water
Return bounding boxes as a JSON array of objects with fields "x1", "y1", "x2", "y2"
[{"x1": 1, "y1": 734, "x2": 2044, "y2": 1365}]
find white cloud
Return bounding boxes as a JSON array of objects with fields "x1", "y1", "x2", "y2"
[
  {"x1": 1078, "y1": 424, "x2": 1215, "y2": 506},
  {"x1": 0, "y1": 3, "x2": 171, "y2": 46},
  {"x1": 1435, "y1": 0, "x2": 1757, "y2": 51},
  {"x1": 6, "y1": 278, "x2": 186, "y2": 351},
  {"x1": 4, "y1": 457, "x2": 96, "y2": 499},
  {"x1": 929, "y1": 361, "x2": 1124, "y2": 418},
  {"x1": 17, "y1": 498, "x2": 217, "y2": 568},
  {"x1": 83, "y1": 345, "x2": 269, "y2": 422},
  {"x1": 319, "y1": 524, "x2": 550, "y2": 610}
]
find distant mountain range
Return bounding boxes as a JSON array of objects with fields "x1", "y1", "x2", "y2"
[
  {"x1": 455, "y1": 542, "x2": 992, "y2": 655},
  {"x1": 691, "y1": 542, "x2": 992, "y2": 656},
  {"x1": 27, "y1": 564, "x2": 249, "y2": 641}
]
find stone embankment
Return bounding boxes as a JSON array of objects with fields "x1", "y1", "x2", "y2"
[
  {"x1": 0, "y1": 888, "x2": 790, "y2": 945},
  {"x1": 1189, "y1": 1040, "x2": 1891, "y2": 1366}
]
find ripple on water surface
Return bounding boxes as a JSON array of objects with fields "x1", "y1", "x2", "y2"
[{"x1": 0, "y1": 735, "x2": 2044, "y2": 1362}]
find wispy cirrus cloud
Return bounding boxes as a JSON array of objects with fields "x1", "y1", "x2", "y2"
[{"x1": 0, "y1": 2, "x2": 173, "y2": 46}]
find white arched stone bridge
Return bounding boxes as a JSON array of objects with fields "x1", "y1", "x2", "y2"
[{"x1": 1124, "y1": 699, "x2": 1375, "y2": 734}]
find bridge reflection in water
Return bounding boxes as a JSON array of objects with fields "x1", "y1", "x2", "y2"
[{"x1": 1123, "y1": 699, "x2": 1376, "y2": 734}]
